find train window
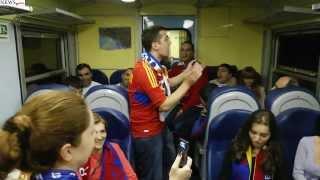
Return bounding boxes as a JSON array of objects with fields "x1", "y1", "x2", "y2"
[
  {"x1": 167, "y1": 29, "x2": 190, "y2": 59},
  {"x1": 270, "y1": 29, "x2": 320, "y2": 96},
  {"x1": 142, "y1": 15, "x2": 195, "y2": 63},
  {"x1": 16, "y1": 28, "x2": 70, "y2": 99},
  {"x1": 276, "y1": 31, "x2": 320, "y2": 77},
  {"x1": 22, "y1": 33, "x2": 63, "y2": 78},
  {"x1": 142, "y1": 15, "x2": 195, "y2": 42}
]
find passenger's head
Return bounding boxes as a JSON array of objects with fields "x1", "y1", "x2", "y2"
[
  {"x1": 230, "y1": 110, "x2": 283, "y2": 175},
  {"x1": 64, "y1": 76, "x2": 83, "y2": 94},
  {"x1": 274, "y1": 76, "x2": 299, "y2": 89},
  {"x1": 180, "y1": 41, "x2": 194, "y2": 63},
  {"x1": 76, "y1": 63, "x2": 93, "y2": 87},
  {"x1": 0, "y1": 91, "x2": 95, "y2": 176},
  {"x1": 234, "y1": 110, "x2": 278, "y2": 151},
  {"x1": 93, "y1": 113, "x2": 107, "y2": 151},
  {"x1": 142, "y1": 26, "x2": 170, "y2": 59},
  {"x1": 238, "y1": 66, "x2": 262, "y2": 89},
  {"x1": 121, "y1": 68, "x2": 133, "y2": 88},
  {"x1": 217, "y1": 63, "x2": 234, "y2": 84}
]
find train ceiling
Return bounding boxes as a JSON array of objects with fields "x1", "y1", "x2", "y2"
[{"x1": 73, "y1": 0, "x2": 320, "y2": 8}]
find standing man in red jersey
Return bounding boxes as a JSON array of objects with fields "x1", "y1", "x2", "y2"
[{"x1": 128, "y1": 26, "x2": 203, "y2": 180}]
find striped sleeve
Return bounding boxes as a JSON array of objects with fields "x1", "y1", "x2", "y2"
[{"x1": 142, "y1": 62, "x2": 159, "y2": 88}]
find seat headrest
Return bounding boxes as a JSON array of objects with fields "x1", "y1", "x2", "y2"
[
  {"x1": 208, "y1": 110, "x2": 251, "y2": 141},
  {"x1": 205, "y1": 110, "x2": 252, "y2": 180},
  {"x1": 85, "y1": 85, "x2": 129, "y2": 119},
  {"x1": 276, "y1": 108, "x2": 320, "y2": 177},
  {"x1": 93, "y1": 107, "x2": 130, "y2": 140},
  {"x1": 277, "y1": 108, "x2": 320, "y2": 136},
  {"x1": 110, "y1": 69, "x2": 126, "y2": 85},
  {"x1": 208, "y1": 86, "x2": 260, "y2": 120},
  {"x1": 26, "y1": 83, "x2": 70, "y2": 102},
  {"x1": 265, "y1": 86, "x2": 320, "y2": 116},
  {"x1": 92, "y1": 69, "x2": 109, "y2": 85}
]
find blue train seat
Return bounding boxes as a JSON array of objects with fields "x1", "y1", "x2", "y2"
[
  {"x1": 265, "y1": 86, "x2": 320, "y2": 178},
  {"x1": 85, "y1": 85, "x2": 131, "y2": 160},
  {"x1": 109, "y1": 69, "x2": 126, "y2": 85},
  {"x1": 203, "y1": 86, "x2": 260, "y2": 180},
  {"x1": 92, "y1": 69, "x2": 109, "y2": 85},
  {"x1": 26, "y1": 83, "x2": 70, "y2": 102},
  {"x1": 84, "y1": 85, "x2": 129, "y2": 118}
]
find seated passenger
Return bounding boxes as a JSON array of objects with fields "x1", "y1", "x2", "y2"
[
  {"x1": 220, "y1": 110, "x2": 287, "y2": 180},
  {"x1": 273, "y1": 76, "x2": 299, "y2": 89},
  {"x1": 79, "y1": 113, "x2": 193, "y2": 180},
  {"x1": 209, "y1": 63, "x2": 237, "y2": 87},
  {"x1": 0, "y1": 91, "x2": 95, "y2": 180},
  {"x1": 293, "y1": 118, "x2": 320, "y2": 180},
  {"x1": 238, "y1": 66, "x2": 265, "y2": 107},
  {"x1": 76, "y1": 63, "x2": 101, "y2": 95},
  {"x1": 80, "y1": 113, "x2": 137, "y2": 180},
  {"x1": 117, "y1": 68, "x2": 133, "y2": 89}
]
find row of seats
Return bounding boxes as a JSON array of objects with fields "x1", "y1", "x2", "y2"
[
  {"x1": 27, "y1": 84, "x2": 320, "y2": 180},
  {"x1": 91, "y1": 69, "x2": 127, "y2": 85},
  {"x1": 203, "y1": 86, "x2": 320, "y2": 180}
]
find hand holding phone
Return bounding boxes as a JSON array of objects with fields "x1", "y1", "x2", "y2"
[
  {"x1": 169, "y1": 154, "x2": 193, "y2": 180},
  {"x1": 178, "y1": 138, "x2": 189, "y2": 168}
]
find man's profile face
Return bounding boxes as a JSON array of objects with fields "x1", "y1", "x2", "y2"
[{"x1": 156, "y1": 30, "x2": 171, "y2": 59}]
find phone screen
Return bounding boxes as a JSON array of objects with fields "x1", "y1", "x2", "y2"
[{"x1": 178, "y1": 138, "x2": 189, "y2": 168}]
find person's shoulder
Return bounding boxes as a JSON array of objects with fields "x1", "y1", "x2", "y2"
[
  {"x1": 135, "y1": 61, "x2": 155, "y2": 75},
  {"x1": 300, "y1": 136, "x2": 315, "y2": 145},
  {"x1": 92, "y1": 81, "x2": 101, "y2": 85}
]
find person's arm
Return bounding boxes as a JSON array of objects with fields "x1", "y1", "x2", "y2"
[
  {"x1": 292, "y1": 138, "x2": 307, "y2": 180},
  {"x1": 168, "y1": 61, "x2": 194, "y2": 87},
  {"x1": 168, "y1": 60, "x2": 203, "y2": 88},
  {"x1": 159, "y1": 64, "x2": 203, "y2": 112},
  {"x1": 159, "y1": 82, "x2": 191, "y2": 111},
  {"x1": 168, "y1": 73, "x2": 185, "y2": 88},
  {"x1": 169, "y1": 155, "x2": 192, "y2": 180}
]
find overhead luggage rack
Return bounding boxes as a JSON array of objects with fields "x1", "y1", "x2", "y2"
[
  {"x1": 244, "y1": 6, "x2": 320, "y2": 25},
  {"x1": 16, "y1": 8, "x2": 95, "y2": 25},
  {"x1": 0, "y1": 4, "x2": 33, "y2": 15}
]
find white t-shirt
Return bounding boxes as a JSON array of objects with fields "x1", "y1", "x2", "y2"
[{"x1": 82, "y1": 81, "x2": 101, "y2": 95}]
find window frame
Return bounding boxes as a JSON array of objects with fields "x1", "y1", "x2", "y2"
[
  {"x1": 264, "y1": 23, "x2": 320, "y2": 98},
  {"x1": 15, "y1": 25, "x2": 69, "y2": 100}
]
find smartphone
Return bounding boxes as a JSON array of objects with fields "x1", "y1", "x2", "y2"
[{"x1": 178, "y1": 138, "x2": 189, "y2": 168}]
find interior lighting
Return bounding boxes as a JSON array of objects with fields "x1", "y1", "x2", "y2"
[{"x1": 121, "y1": 0, "x2": 136, "y2": 3}]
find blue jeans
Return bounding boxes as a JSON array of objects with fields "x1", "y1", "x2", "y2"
[{"x1": 133, "y1": 133, "x2": 164, "y2": 180}]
